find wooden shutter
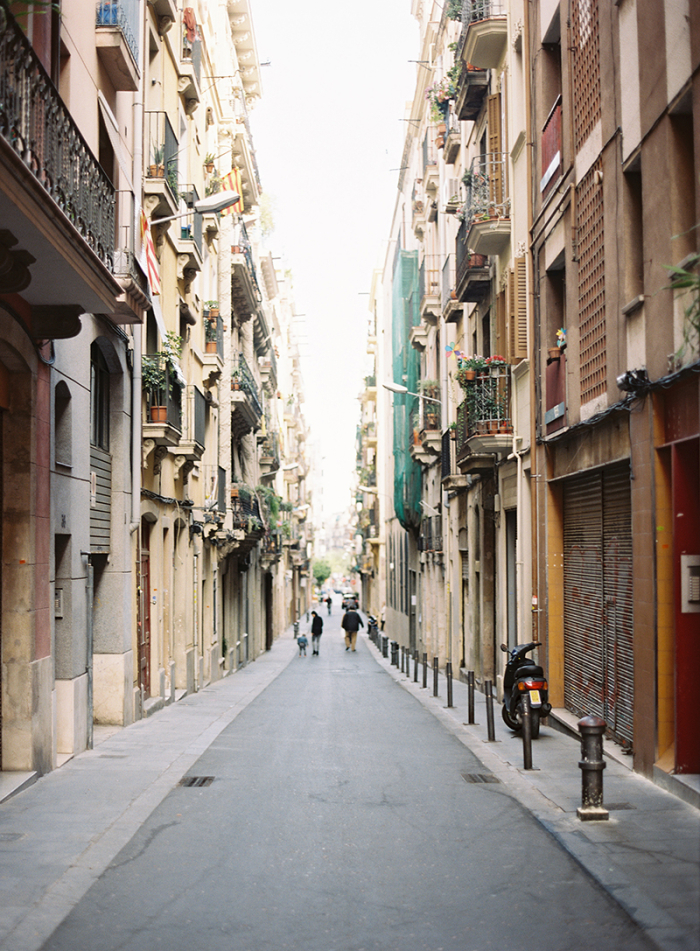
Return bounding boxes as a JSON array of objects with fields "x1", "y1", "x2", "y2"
[
  {"x1": 487, "y1": 93, "x2": 502, "y2": 205},
  {"x1": 507, "y1": 257, "x2": 528, "y2": 362},
  {"x1": 495, "y1": 288, "x2": 507, "y2": 358}
]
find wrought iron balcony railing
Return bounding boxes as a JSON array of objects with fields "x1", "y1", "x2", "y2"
[
  {"x1": 0, "y1": 10, "x2": 115, "y2": 268},
  {"x1": 96, "y1": 1, "x2": 140, "y2": 64},
  {"x1": 144, "y1": 111, "x2": 178, "y2": 191},
  {"x1": 456, "y1": 365, "x2": 512, "y2": 450},
  {"x1": 461, "y1": 152, "x2": 509, "y2": 227},
  {"x1": 232, "y1": 352, "x2": 263, "y2": 417}
]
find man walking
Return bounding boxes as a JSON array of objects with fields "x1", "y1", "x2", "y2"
[
  {"x1": 341, "y1": 605, "x2": 364, "y2": 652},
  {"x1": 310, "y1": 610, "x2": 323, "y2": 655}
]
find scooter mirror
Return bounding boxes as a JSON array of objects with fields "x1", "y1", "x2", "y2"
[{"x1": 500, "y1": 644, "x2": 508, "y2": 652}]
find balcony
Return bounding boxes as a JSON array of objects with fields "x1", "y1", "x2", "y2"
[
  {"x1": 231, "y1": 220, "x2": 262, "y2": 325},
  {"x1": 422, "y1": 130, "x2": 439, "y2": 195},
  {"x1": 455, "y1": 366, "x2": 513, "y2": 472},
  {"x1": 419, "y1": 516, "x2": 443, "y2": 554},
  {"x1": 410, "y1": 324, "x2": 429, "y2": 351},
  {"x1": 143, "y1": 362, "x2": 182, "y2": 447},
  {"x1": 231, "y1": 120, "x2": 262, "y2": 208},
  {"x1": 95, "y1": 2, "x2": 140, "y2": 91},
  {"x1": 454, "y1": 64, "x2": 489, "y2": 122},
  {"x1": 440, "y1": 430, "x2": 470, "y2": 493},
  {"x1": 460, "y1": 1, "x2": 508, "y2": 70},
  {"x1": 461, "y1": 153, "x2": 510, "y2": 255},
  {"x1": 259, "y1": 431, "x2": 281, "y2": 476},
  {"x1": 455, "y1": 218, "x2": 490, "y2": 307},
  {"x1": 112, "y1": 249, "x2": 151, "y2": 324},
  {"x1": 442, "y1": 253, "x2": 462, "y2": 322},
  {"x1": 178, "y1": 18, "x2": 201, "y2": 116},
  {"x1": 258, "y1": 350, "x2": 278, "y2": 394},
  {"x1": 175, "y1": 185, "x2": 203, "y2": 275},
  {"x1": 443, "y1": 108, "x2": 461, "y2": 165},
  {"x1": 231, "y1": 352, "x2": 263, "y2": 437},
  {"x1": 541, "y1": 97, "x2": 562, "y2": 200},
  {"x1": 260, "y1": 530, "x2": 283, "y2": 567},
  {"x1": 361, "y1": 374, "x2": 377, "y2": 402},
  {"x1": 144, "y1": 112, "x2": 178, "y2": 219},
  {"x1": 419, "y1": 254, "x2": 441, "y2": 325},
  {"x1": 412, "y1": 181, "x2": 427, "y2": 239},
  {"x1": 0, "y1": 11, "x2": 124, "y2": 334},
  {"x1": 230, "y1": 493, "x2": 265, "y2": 554},
  {"x1": 177, "y1": 385, "x2": 207, "y2": 461},
  {"x1": 149, "y1": 0, "x2": 177, "y2": 35}
]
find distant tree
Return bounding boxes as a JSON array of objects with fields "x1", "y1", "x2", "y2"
[{"x1": 313, "y1": 558, "x2": 332, "y2": 587}]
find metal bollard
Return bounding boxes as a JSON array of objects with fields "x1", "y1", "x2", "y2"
[
  {"x1": 400, "y1": 646, "x2": 405, "y2": 673},
  {"x1": 521, "y1": 692, "x2": 533, "y2": 770},
  {"x1": 393, "y1": 641, "x2": 399, "y2": 666},
  {"x1": 413, "y1": 651, "x2": 419, "y2": 682},
  {"x1": 433, "y1": 656, "x2": 439, "y2": 697},
  {"x1": 293, "y1": 621, "x2": 299, "y2": 639},
  {"x1": 467, "y1": 670, "x2": 475, "y2": 724},
  {"x1": 422, "y1": 652, "x2": 428, "y2": 689},
  {"x1": 577, "y1": 716, "x2": 609, "y2": 821},
  {"x1": 484, "y1": 679, "x2": 495, "y2": 741},
  {"x1": 382, "y1": 636, "x2": 388, "y2": 658},
  {"x1": 446, "y1": 662, "x2": 454, "y2": 707}
]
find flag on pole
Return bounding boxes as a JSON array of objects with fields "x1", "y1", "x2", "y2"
[
  {"x1": 140, "y1": 210, "x2": 161, "y2": 296},
  {"x1": 220, "y1": 168, "x2": 244, "y2": 215}
]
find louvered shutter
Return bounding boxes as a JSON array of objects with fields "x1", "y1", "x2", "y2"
[
  {"x1": 487, "y1": 93, "x2": 502, "y2": 205},
  {"x1": 496, "y1": 288, "x2": 507, "y2": 358},
  {"x1": 508, "y1": 257, "x2": 528, "y2": 362}
]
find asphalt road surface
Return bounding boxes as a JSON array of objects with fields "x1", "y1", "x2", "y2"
[{"x1": 40, "y1": 615, "x2": 656, "y2": 951}]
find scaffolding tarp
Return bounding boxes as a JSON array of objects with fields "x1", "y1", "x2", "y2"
[{"x1": 391, "y1": 247, "x2": 422, "y2": 532}]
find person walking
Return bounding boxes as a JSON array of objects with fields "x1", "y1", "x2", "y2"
[
  {"x1": 341, "y1": 606, "x2": 364, "y2": 652},
  {"x1": 310, "y1": 610, "x2": 323, "y2": 655},
  {"x1": 326, "y1": 595, "x2": 332, "y2": 615},
  {"x1": 297, "y1": 633, "x2": 308, "y2": 656}
]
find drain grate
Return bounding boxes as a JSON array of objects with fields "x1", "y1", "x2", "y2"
[
  {"x1": 179, "y1": 776, "x2": 215, "y2": 788},
  {"x1": 461, "y1": 772, "x2": 501, "y2": 785}
]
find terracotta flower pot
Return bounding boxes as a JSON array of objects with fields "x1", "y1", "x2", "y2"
[
  {"x1": 548, "y1": 347, "x2": 561, "y2": 360},
  {"x1": 149, "y1": 405, "x2": 167, "y2": 423},
  {"x1": 463, "y1": 369, "x2": 476, "y2": 381},
  {"x1": 205, "y1": 341, "x2": 217, "y2": 353}
]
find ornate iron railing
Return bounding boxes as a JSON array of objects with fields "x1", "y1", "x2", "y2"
[
  {"x1": 456, "y1": 365, "x2": 512, "y2": 448},
  {"x1": 0, "y1": 10, "x2": 115, "y2": 268}
]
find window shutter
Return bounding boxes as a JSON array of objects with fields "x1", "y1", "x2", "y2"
[
  {"x1": 508, "y1": 257, "x2": 528, "y2": 363},
  {"x1": 496, "y1": 288, "x2": 507, "y2": 358},
  {"x1": 487, "y1": 93, "x2": 503, "y2": 205}
]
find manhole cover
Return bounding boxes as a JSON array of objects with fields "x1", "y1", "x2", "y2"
[
  {"x1": 461, "y1": 772, "x2": 500, "y2": 785},
  {"x1": 179, "y1": 776, "x2": 215, "y2": 787}
]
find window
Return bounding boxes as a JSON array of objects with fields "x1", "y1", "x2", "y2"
[
  {"x1": 54, "y1": 381, "x2": 72, "y2": 467},
  {"x1": 90, "y1": 344, "x2": 110, "y2": 450}
]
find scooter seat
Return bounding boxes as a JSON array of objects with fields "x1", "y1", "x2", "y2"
[{"x1": 516, "y1": 664, "x2": 544, "y2": 680}]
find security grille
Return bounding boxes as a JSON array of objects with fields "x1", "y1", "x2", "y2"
[{"x1": 577, "y1": 162, "x2": 606, "y2": 405}]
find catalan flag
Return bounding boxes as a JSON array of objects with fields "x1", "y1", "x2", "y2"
[
  {"x1": 140, "y1": 210, "x2": 161, "y2": 296},
  {"x1": 220, "y1": 168, "x2": 244, "y2": 215}
]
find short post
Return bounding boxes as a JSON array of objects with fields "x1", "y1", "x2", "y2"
[
  {"x1": 521, "y1": 692, "x2": 533, "y2": 770},
  {"x1": 467, "y1": 670, "x2": 475, "y2": 724},
  {"x1": 484, "y1": 679, "x2": 495, "y2": 741},
  {"x1": 446, "y1": 662, "x2": 454, "y2": 708},
  {"x1": 577, "y1": 716, "x2": 609, "y2": 821},
  {"x1": 400, "y1": 646, "x2": 405, "y2": 673},
  {"x1": 382, "y1": 636, "x2": 388, "y2": 658},
  {"x1": 413, "y1": 651, "x2": 419, "y2": 682},
  {"x1": 433, "y1": 656, "x2": 439, "y2": 697},
  {"x1": 422, "y1": 652, "x2": 428, "y2": 689}
]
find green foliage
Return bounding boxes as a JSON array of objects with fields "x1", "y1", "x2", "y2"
[
  {"x1": 259, "y1": 193, "x2": 275, "y2": 240},
  {"x1": 446, "y1": 0, "x2": 463, "y2": 19},
  {"x1": 312, "y1": 558, "x2": 332, "y2": 586}
]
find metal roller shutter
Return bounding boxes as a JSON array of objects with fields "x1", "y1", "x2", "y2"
[{"x1": 563, "y1": 464, "x2": 633, "y2": 746}]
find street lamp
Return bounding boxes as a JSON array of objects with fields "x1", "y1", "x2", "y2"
[
  {"x1": 152, "y1": 191, "x2": 241, "y2": 225},
  {"x1": 382, "y1": 381, "x2": 442, "y2": 404}
]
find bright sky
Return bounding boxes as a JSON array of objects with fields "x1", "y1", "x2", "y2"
[{"x1": 250, "y1": 0, "x2": 418, "y2": 519}]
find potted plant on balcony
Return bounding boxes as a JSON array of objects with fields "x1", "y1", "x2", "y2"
[
  {"x1": 456, "y1": 354, "x2": 487, "y2": 385},
  {"x1": 204, "y1": 152, "x2": 216, "y2": 174},
  {"x1": 205, "y1": 300, "x2": 219, "y2": 317},
  {"x1": 142, "y1": 331, "x2": 182, "y2": 422},
  {"x1": 485, "y1": 354, "x2": 507, "y2": 372},
  {"x1": 205, "y1": 317, "x2": 218, "y2": 352},
  {"x1": 149, "y1": 144, "x2": 165, "y2": 179}
]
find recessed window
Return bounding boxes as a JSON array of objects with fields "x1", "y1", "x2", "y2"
[{"x1": 90, "y1": 344, "x2": 110, "y2": 451}]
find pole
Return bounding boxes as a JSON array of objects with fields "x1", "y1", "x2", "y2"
[
  {"x1": 577, "y1": 716, "x2": 609, "y2": 820},
  {"x1": 521, "y1": 693, "x2": 533, "y2": 770},
  {"x1": 467, "y1": 670, "x2": 475, "y2": 724},
  {"x1": 433, "y1": 656, "x2": 439, "y2": 697},
  {"x1": 484, "y1": 679, "x2": 495, "y2": 741},
  {"x1": 446, "y1": 661, "x2": 454, "y2": 708}
]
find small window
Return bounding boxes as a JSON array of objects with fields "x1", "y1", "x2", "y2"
[
  {"x1": 90, "y1": 344, "x2": 110, "y2": 450},
  {"x1": 54, "y1": 380, "x2": 72, "y2": 466}
]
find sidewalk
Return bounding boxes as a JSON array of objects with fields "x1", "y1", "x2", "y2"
[
  {"x1": 0, "y1": 630, "x2": 300, "y2": 951},
  {"x1": 367, "y1": 633, "x2": 700, "y2": 951}
]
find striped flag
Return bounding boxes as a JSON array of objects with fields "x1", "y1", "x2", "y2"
[
  {"x1": 220, "y1": 168, "x2": 244, "y2": 215},
  {"x1": 140, "y1": 210, "x2": 161, "y2": 295}
]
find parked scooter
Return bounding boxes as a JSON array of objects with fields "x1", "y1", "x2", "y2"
[{"x1": 500, "y1": 641, "x2": 551, "y2": 738}]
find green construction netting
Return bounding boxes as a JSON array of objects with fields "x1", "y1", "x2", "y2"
[{"x1": 391, "y1": 247, "x2": 422, "y2": 532}]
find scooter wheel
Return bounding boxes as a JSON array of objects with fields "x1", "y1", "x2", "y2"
[{"x1": 501, "y1": 704, "x2": 520, "y2": 731}]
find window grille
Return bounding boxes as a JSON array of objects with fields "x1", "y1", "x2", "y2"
[
  {"x1": 572, "y1": 0, "x2": 601, "y2": 153},
  {"x1": 577, "y1": 162, "x2": 606, "y2": 404}
]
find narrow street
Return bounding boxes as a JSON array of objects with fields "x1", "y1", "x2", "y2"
[{"x1": 29, "y1": 609, "x2": 658, "y2": 951}]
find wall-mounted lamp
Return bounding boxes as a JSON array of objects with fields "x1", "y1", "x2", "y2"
[
  {"x1": 154, "y1": 192, "x2": 241, "y2": 226},
  {"x1": 382, "y1": 381, "x2": 442, "y2": 405}
]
